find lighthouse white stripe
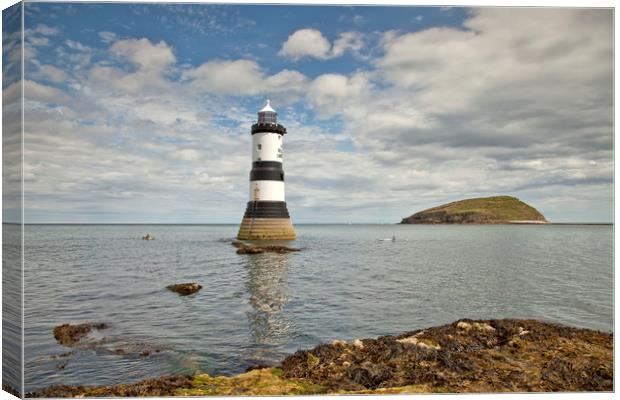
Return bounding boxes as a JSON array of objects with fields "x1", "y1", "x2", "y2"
[
  {"x1": 252, "y1": 132, "x2": 282, "y2": 162},
  {"x1": 250, "y1": 180, "x2": 285, "y2": 201}
]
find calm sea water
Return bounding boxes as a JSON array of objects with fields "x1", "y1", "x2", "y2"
[{"x1": 15, "y1": 224, "x2": 613, "y2": 391}]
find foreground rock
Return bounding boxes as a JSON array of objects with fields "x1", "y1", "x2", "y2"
[
  {"x1": 281, "y1": 318, "x2": 612, "y2": 392},
  {"x1": 166, "y1": 283, "x2": 202, "y2": 296},
  {"x1": 53, "y1": 323, "x2": 109, "y2": 347},
  {"x1": 400, "y1": 196, "x2": 548, "y2": 224},
  {"x1": 232, "y1": 240, "x2": 301, "y2": 254},
  {"x1": 35, "y1": 319, "x2": 612, "y2": 396}
]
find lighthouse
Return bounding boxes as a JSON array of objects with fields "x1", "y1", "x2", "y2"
[{"x1": 237, "y1": 100, "x2": 296, "y2": 240}]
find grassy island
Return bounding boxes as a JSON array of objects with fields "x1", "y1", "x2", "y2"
[{"x1": 400, "y1": 196, "x2": 548, "y2": 224}]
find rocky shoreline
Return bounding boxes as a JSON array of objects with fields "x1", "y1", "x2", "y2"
[{"x1": 28, "y1": 318, "x2": 612, "y2": 397}]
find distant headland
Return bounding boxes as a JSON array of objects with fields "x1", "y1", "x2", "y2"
[{"x1": 400, "y1": 196, "x2": 548, "y2": 225}]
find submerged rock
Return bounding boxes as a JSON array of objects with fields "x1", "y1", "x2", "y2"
[
  {"x1": 232, "y1": 240, "x2": 301, "y2": 254},
  {"x1": 52, "y1": 323, "x2": 109, "y2": 347},
  {"x1": 166, "y1": 283, "x2": 202, "y2": 296}
]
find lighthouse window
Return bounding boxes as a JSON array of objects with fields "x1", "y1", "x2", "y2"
[
  {"x1": 259, "y1": 112, "x2": 277, "y2": 124},
  {"x1": 257, "y1": 144, "x2": 262, "y2": 150}
]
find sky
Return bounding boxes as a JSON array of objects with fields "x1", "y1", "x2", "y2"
[{"x1": 2, "y1": 3, "x2": 613, "y2": 223}]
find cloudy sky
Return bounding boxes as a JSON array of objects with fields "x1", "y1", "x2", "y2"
[{"x1": 3, "y1": 4, "x2": 613, "y2": 223}]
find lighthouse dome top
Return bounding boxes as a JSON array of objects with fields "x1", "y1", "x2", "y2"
[
  {"x1": 257, "y1": 99, "x2": 278, "y2": 124},
  {"x1": 259, "y1": 99, "x2": 276, "y2": 113}
]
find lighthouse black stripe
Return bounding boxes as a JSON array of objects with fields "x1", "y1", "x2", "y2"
[
  {"x1": 250, "y1": 161, "x2": 284, "y2": 181},
  {"x1": 253, "y1": 161, "x2": 282, "y2": 169},
  {"x1": 244, "y1": 201, "x2": 291, "y2": 218},
  {"x1": 250, "y1": 169, "x2": 284, "y2": 181},
  {"x1": 251, "y1": 123, "x2": 286, "y2": 135}
]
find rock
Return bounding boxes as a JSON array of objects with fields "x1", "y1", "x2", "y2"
[
  {"x1": 351, "y1": 339, "x2": 364, "y2": 349},
  {"x1": 281, "y1": 319, "x2": 612, "y2": 392},
  {"x1": 232, "y1": 240, "x2": 301, "y2": 254},
  {"x1": 53, "y1": 323, "x2": 109, "y2": 347},
  {"x1": 400, "y1": 196, "x2": 548, "y2": 224},
  {"x1": 142, "y1": 234, "x2": 155, "y2": 240},
  {"x1": 166, "y1": 283, "x2": 202, "y2": 296}
]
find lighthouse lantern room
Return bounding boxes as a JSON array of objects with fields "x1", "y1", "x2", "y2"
[{"x1": 237, "y1": 100, "x2": 296, "y2": 240}]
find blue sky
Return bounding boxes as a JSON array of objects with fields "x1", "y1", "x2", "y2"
[{"x1": 2, "y1": 4, "x2": 613, "y2": 223}]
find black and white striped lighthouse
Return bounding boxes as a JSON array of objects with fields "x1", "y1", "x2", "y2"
[{"x1": 237, "y1": 100, "x2": 296, "y2": 240}]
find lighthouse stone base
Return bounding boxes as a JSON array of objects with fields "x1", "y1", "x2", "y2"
[{"x1": 237, "y1": 201, "x2": 296, "y2": 240}]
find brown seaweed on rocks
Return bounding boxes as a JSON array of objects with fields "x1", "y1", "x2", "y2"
[
  {"x1": 166, "y1": 283, "x2": 202, "y2": 296},
  {"x1": 27, "y1": 375, "x2": 193, "y2": 398},
  {"x1": 232, "y1": 240, "x2": 301, "y2": 254},
  {"x1": 52, "y1": 323, "x2": 109, "y2": 347},
  {"x1": 280, "y1": 318, "x2": 612, "y2": 393}
]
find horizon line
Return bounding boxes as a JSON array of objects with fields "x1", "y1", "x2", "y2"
[{"x1": 2, "y1": 222, "x2": 614, "y2": 226}]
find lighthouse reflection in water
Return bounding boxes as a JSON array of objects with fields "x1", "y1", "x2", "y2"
[{"x1": 242, "y1": 251, "x2": 295, "y2": 367}]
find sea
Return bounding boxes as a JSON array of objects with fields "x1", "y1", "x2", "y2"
[{"x1": 2, "y1": 223, "x2": 613, "y2": 392}]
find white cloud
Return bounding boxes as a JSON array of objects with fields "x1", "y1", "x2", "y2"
[
  {"x1": 24, "y1": 80, "x2": 68, "y2": 104},
  {"x1": 172, "y1": 149, "x2": 201, "y2": 161},
  {"x1": 65, "y1": 39, "x2": 92, "y2": 52},
  {"x1": 182, "y1": 59, "x2": 262, "y2": 95},
  {"x1": 28, "y1": 36, "x2": 49, "y2": 47},
  {"x1": 182, "y1": 59, "x2": 309, "y2": 101},
  {"x1": 331, "y1": 31, "x2": 364, "y2": 58},
  {"x1": 37, "y1": 64, "x2": 67, "y2": 83},
  {"x1": 87, "y1": 38, "x2": 178, "y2": 95},
  {"x1": 307, "y1": 73, "x2": 371, "y2": 118},
  {"x1": 98, "y1": 31, "x2": 118, "y2": 44},
  {"x1": 110, "y1": 38, "x2": 176, "y2": 72},
  {"x1": 279, "y1": 29, "x2": 365, "y2": 61},
  {"x1": 279, "y1": 29, "x2": 331, "y2": 60},
  {"x1": 34, "y1": 24, "x2": 58, "y2": 36}
]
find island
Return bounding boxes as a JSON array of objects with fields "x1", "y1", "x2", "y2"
[{"x1": 400, "y1": 196, "x2": 548, "y2": 224}]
